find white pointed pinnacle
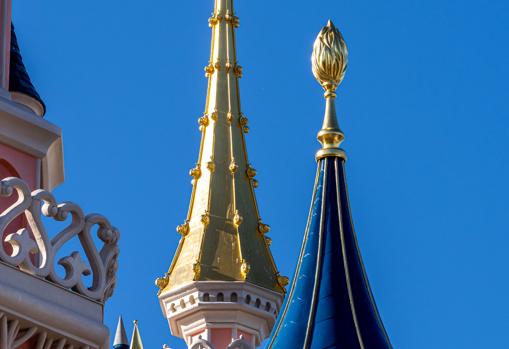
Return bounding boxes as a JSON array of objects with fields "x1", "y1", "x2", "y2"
[{"x1": 114, "y1": 316, "x2": 129, "y2": 346}]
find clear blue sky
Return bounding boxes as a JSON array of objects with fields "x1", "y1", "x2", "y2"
[{"x1": 13, "y1": 0, "x2": 509, "y2": 348}]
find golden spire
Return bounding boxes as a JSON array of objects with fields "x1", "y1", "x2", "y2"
[
  {"x1": 312, "y1": 20, "x2": 349, "y2": 161},
  {"x1": 159, "y1": 0, "x2": 285, "y2": 294},
  {"x1": 129, "y1": 321, "x2": 144, "y2": 349}
]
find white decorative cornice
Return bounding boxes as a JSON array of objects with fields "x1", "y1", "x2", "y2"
[
  {"x1": 0, "y1": 96, "x2": 64, "y2": 191},
  {"x1": 0, "y1": 176, "x2": 120, "y2": 302},
  {"x1": 159, "y1": 281, "x2": 283, "y2": 346},
  {"x1": 0, "y1": 262, "x2": 109, "y2": 349}
]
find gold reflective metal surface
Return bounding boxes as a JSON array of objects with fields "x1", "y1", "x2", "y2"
[
  {"x1": 162, "y1": 0, "x2": 285, "y2": 295},
  {"x1": 312, "y1": 20, "x2": 348, "y2": 92},
  {"x1": 312, "y1": 20, "x2": 349, "y2": 160}
]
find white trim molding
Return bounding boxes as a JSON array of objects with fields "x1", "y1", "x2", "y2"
[
  {"x1": 11, "y1": 92, "x2": 45, "y2": 118},
  {"x1": 159, "y1": 281, "x2": 284, "y2": 347},
  {"x1": 0, "y1": 263, "x2": 109, "y2": 349},
  {"x1": 0, "y1": 96, "x2": 64, "y2": 191}
]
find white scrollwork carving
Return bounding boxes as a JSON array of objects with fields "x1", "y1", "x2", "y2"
[{"x1": 0, "y1": 177, "x2": 120, "y2": 302}]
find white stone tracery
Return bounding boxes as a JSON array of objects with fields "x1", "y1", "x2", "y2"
[
  {"x1": 0, "y1": 177, "x2": 119, "y2": 302},
  {"x1": 0, "y1": 312, "x2": 92, "y2": 349},
  {"x1": 0, "y1": 312, "x2": 37, "y2": 349}
]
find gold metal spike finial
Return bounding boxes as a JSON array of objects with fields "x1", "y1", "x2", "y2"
[
  {"x1": 155, "y1": 273, "x2": 169, "y2": 295},
  {"x1": 312, "y1": 20, "x2": 349, "y2": 160},
  {"x1": 240, "y1": 260, "x2": 251, "y2": 280}
]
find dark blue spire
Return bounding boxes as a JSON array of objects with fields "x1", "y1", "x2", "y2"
[
  {"x1": 268, "y1": 18, "x2": 391, "y2": 348},
  {"x1": 9, "y1": 23, "x2": 46, "y2": 115},
  {"x1": 267, "y1": 156, "x2": 392, "y2": 348}
]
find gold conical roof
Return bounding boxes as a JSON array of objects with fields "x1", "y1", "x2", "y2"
[
  {"x1": 159, "y1": 0, "x2": 285, "y2": 295},
  {"x1": 129, "y1": 321, "x2": 144, "y2": 349}
]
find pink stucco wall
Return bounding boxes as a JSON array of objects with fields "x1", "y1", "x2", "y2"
[
  {"x1": 189, "y1": 327, "x2": 257, "y2": 348},
  {"x1": 210, "y1": 328, "x2": 233, "y2": 349},
  {"x1": 0, "y1": 142, "x2": 37, "y2": 189},
  {"x1": 0, "y1": 142, "x2": 38, "y2": 255}
]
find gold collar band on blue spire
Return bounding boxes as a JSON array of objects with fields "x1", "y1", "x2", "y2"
[{"x1": 312, "y1": 20, "x2": 349, "y2": 161}]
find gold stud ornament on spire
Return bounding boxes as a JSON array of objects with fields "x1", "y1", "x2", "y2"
[{"x1": 312, "y1": 20, "x2": 349, "y2": 161}]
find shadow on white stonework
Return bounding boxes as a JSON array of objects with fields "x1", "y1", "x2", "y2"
[
  {"x1": 0, "y1": 177, "x2": 120, "y2": 302},
  {"x1": 0, "y1": 312, "x2": 92, "y2": 349},
  {"x1": 190, "y1": 336, "x2": 214, "y2": 349},
  {"x1": 227, "y1": 337, "x2": 254, "y2": 349}
]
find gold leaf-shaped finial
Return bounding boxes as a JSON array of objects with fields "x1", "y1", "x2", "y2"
[
  {"x1": 193, "y1": 262, "x2": 202, "y2": 280},
  {"x1": 241, "y1": 260, "x2": 250, "y2": 280},
  {"x1": 277, "y1": 275, "x2": 290, "y2": 289},
  {"x1": 258, "y1": 221, "x2": 271, "y2": 235},
  {"x1": 176, "y1": 221, "x2": 190, "y2": 237},
  {"x1": 233, "y1": 210, "x2": 243, "y2": 226},
  {"x1": 155, "y1": 273, "x2": 169, "y2": 294},
  {"x1": 312, "y1": 20, "x2": 348, "y2": 94}
]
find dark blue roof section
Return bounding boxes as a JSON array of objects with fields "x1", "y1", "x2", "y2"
[
  {"x1": 113, "y1": 345, "x2": 129, "y2": 349},
  {"x1": 9, "y1": 24, "x2": 45, "y2": 114},
  {"x1": 268, "y1": 157, "x2": 392, "y2": 349}
]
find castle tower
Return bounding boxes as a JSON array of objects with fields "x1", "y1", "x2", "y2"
[
  {"x1": 267, "y1": 21, "x2": 392, "y2": 348},
  {"x1": 157, "y1": 0, "x2": 286, "y2": 348},
  {"x1": 0, "y1": 3, "x2": 120, "y2": 349},
  {"x1": 0, "y1": 0, "x2": 63, "y2": 195}
]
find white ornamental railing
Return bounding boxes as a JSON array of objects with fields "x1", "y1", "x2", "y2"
[{"x1": 0, "y1": 177, "x2": 119, "y2": 302}]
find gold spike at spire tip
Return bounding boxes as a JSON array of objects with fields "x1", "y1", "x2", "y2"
[{"x1": 312, "y1": 20, "x2": 349, "y2": 161}]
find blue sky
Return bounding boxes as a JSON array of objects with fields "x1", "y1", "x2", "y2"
[{"x1": 13, "y1": 0, "x2": 509, "y2": 348}]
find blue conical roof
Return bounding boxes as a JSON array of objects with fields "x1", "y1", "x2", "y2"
[
  {"x1": 267, "y1": 155, "x2": 392, "y2": 348},
  {"x1": 9, "y1": 24, "x2": 46, "y2": 115}
]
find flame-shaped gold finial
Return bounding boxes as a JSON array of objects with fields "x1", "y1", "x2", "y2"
[
  {"x1": 312, "y1": 20, "x2": 349, "y2": 160},
  {"x1": 312, "y1": 20, "x2": 348, "y2": 93}
]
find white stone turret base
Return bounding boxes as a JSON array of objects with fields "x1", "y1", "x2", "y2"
[{"x1": 159, "y1": 282, "x2": 284, "y2": 349}]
